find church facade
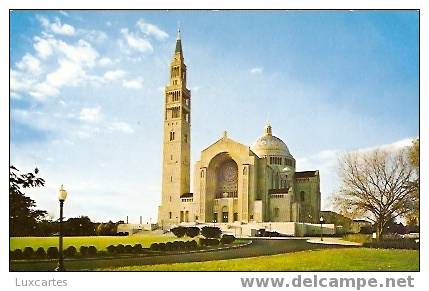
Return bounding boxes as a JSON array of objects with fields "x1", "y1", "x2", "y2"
[{"x1": 158, "y1": 31, "x2": 321, "y2": 228}]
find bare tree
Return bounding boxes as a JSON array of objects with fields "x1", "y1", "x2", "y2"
[{"x1": 334, "y1": 149, "x2": 418, "y2": 240}]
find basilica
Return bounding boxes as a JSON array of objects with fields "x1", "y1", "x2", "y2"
[{"x1": 158, "y1": 31, "x2": 321, "y2": 229}]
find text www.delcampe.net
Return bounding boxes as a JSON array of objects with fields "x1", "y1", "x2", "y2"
[{"x1": 240, "y1": 275, "x2": 415, "y2": 290}]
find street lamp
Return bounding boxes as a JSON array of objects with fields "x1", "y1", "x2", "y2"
[
  {"x1": 320, "y1": 216, "x2": 324, "y2": 241},
  {"x1": 55, "y1": 185, "x2": 68, "y2": 271}
]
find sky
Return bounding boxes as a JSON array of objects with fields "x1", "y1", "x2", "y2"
[{"x1": 10, "y1": 10, "x2": 419, "y2": 223}]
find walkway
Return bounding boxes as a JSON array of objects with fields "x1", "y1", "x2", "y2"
[{"x1": 306, "y1": 237, "x2": 362, "y2": 246}]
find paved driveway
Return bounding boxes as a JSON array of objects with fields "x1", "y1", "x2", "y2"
[{"x1": 10, "y1": 238, "x2": 351, "y2": 271}]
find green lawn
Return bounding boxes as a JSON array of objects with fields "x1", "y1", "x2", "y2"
[
  {"x1": 102, "y1": 248, "x2": 419, "y2": 271},
  {"x1": 10, "y1": 234, "x2": 185, "y2": 251}
]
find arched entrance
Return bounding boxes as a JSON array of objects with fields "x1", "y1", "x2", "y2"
[{"x1": 206, "y1": 152, "x2": 239, "y2": 223}]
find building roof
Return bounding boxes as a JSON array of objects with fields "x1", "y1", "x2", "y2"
[
  {"x1": 180, "y1": 192, "x2": 193, "y2": 198},
  {"x1": 295, "y1": 171, "x2": 318, "y2": 178},
  {"x1": 251, "y1": 124, "x2": 291, "y2": 158},
  {"x1": 175, "y1": 28, "x2": 182, "y2": 54}
]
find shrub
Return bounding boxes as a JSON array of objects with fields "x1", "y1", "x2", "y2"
[
  {"x1": 171, "y1": 226, "x2": 187, "y2": 238},
  {"x1": 363, "y1": 239, "x2": 419, "y2": 250},
  {"x1": 186, "y1": 240, "x2": 198, "y2": 250},
  {"x1": 107, "y1": 245, "x2": 117, "y2": 254},
  {"x1": 201, "y1": 226, "x2": 222, "y2": 238},
  {"x1": 125, "y1": 244, "x2": 134, "y2": 253},
  {"x1": 158, "y1": 243, "x2": 166, "y2": 251},
  {"x1": 79, "y1": 246, "x2": 89, "y2": 256},
  {"x1": 165, "y1": 241, "x2": 175, "y2": 251},
  {"x1": 64, "y1": 246, "x2": 77, "y2": 257},
  {"x1": 47, "y1": 247, "x2": 59, "y2": 259},
  {"x1": 186, "y1": 227, "x2": 200, "y2": 238},
  {"x1": 35, "y1": 247, "x2": 46, "y2": 259},
  {"x1": 220, "y1": 234, "x2": 235, "y2": 245},
  {"x1": 11, "y1": 249, "x2": 23, "y2": 260},
  {"x1": 133, "y1": 244, "x2": 144, "y2": 253},
  {"x1": 150, "y1": 243, "x2": 159, "y2": 251},
  {"x1": 173, "y1": 240, "x2": 187, "y2": 251},
  {"x1": 199, "y1": 238, "x2": 220, "y2": 246},
  {"x1": 87, "y1": 246, "x2": 97, "y2": 256},
  {"x1": 116, "y1": 244, "x2": 125, "y2": 254},
  {"x1": 23, "y1": 247, "x2": 35, "y2": 259}
]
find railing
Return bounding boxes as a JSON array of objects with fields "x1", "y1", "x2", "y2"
[{"x1": 215, "y1": 191, "x2": 238, "y2": 199}]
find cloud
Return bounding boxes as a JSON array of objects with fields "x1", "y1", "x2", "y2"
[
  {"x1": 120, "y1": 28, "x2": 153, "y2": 53},
  {"x1": 250, "y1": 67, "x2": 263, "y2": 74},
  {"x1": 18, "y1": 36, "x2": 102, "y2": 100},
  {"x1": 37, "y1": 16, "x2": 76, "y2": 36},
  {"x1": 33, "y1": 36, "x2": 54, "y2": 59},
  {"x1": 79, "y1": 107, "x2": 102, "y2": 123},
  {"x1": 98, "y1": 57, "x2": 113, "y2": 66},
  {"x1": 80, "y1": 29, "x2": 107, "y2": 43},
  {"x1": 29, "y1": 83, "x2": 60, "y2": 100},
  {"x1": 10, "y1": 70, "x2": 36, "y2": 93},
  {"x1": 136, "y1": 19, "x2": 168, "y2": 41},
  {"x1": 107, "y1": 121, "x2": 134, "y2": 134},
  {"x1": 16, "y1": 53, "x2": 42, "y2": 75},
  {"x1": 46, "y1": 58, "x2": 86, "y2": 88},
  {"x1": 122, "y1": 77, "x2": 143, "y2": 89},
  {"x1": 103, "y1": 69, "x2": 126, "y2": 81}
]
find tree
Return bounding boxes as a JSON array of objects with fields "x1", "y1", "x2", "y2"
[
  {"x1": 9, "y1": 165, "x2": 47, "y2": 236},
  {"x1": 406, "y1": 138, "x2": 419, "y2": 224},
  {"x1": 334, "y1": 149, "x2": 418, "y2": 240},
  {"x1": 64, "y1": 216, "x2": 95, "y2": 236}
]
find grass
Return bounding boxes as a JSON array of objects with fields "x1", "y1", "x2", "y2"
[
  {"x1": 10, "y1": 233, "x2": 187, "y2": 251},
  {"x1": 101, "y1": 248, "x2": 419, "y2": 271}
]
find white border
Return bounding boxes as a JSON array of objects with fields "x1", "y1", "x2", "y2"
[{"x1": 1, "y1": 1, "x2": 427, "y2": 290}]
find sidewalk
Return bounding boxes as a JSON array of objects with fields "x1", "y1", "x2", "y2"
[{"x1": 306, "y1": 237, "x2": 362, "y2": 246}]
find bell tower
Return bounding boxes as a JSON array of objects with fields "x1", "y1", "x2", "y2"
[{"x1": 158, "y1": 28, "x2": 191, "y2": 226}]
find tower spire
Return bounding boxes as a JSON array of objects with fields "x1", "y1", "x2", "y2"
[
  {"x1": 175, "y1": 24, "x2": 182, "y2": 54},
  {"x1": 177, "y1": 22, "x2": 181, "y2": 40}
]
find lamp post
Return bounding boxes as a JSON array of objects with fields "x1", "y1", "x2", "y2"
[
  {"x1": 320, "y1": 216, "x2": 324, "y2": 241},
  {"x1": 55, "y1": 185, "x2": 68, "y2": 271}
]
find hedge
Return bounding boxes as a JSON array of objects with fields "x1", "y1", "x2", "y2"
[
  {"x1": 363, "y1": 239, "x2": 419, "y2": 250},
  {"x1": 35, "y1": 247, "x2": 46, "y2": 259},
  {"x1": 47, "y1": 247, "x2": 59, "y2": 259},
  {"x1": 64, "y1": 246, "x2": 77, "y2": 257},
  {"x1": 199, "y1": 238, "x2": 220, "y2": 246},
  {"x1": 79, "y1": 246, "x2": 89, "y2": 256},
  {"x1": 87, "y1": 246, "x2": 97, "y2": 256},
  {"x1": 23, "y1": 247, "x2": 35, "y2": 259},
  {"x1": 11, "y1": 249, "x2": 23, "y2": 260},
  {"x1": 171, "y1": 226, "x2": 187, "y2": 238},
  {"x1": 201, "y1": 226, "x2": 222, "y2": 238},
  {"x1": 220, "y1": 234, "x2": 235, "y2": 245},
  {"x1": 186, "y1": 227, "x2": 200, "y2": 238},
  {"x1": 149, "y1": 240, "x2": 198, "y2": 252}
]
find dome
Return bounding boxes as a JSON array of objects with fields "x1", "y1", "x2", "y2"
[{"x1": 251, "y1": 124, "x2": 292, "y2": 157}]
